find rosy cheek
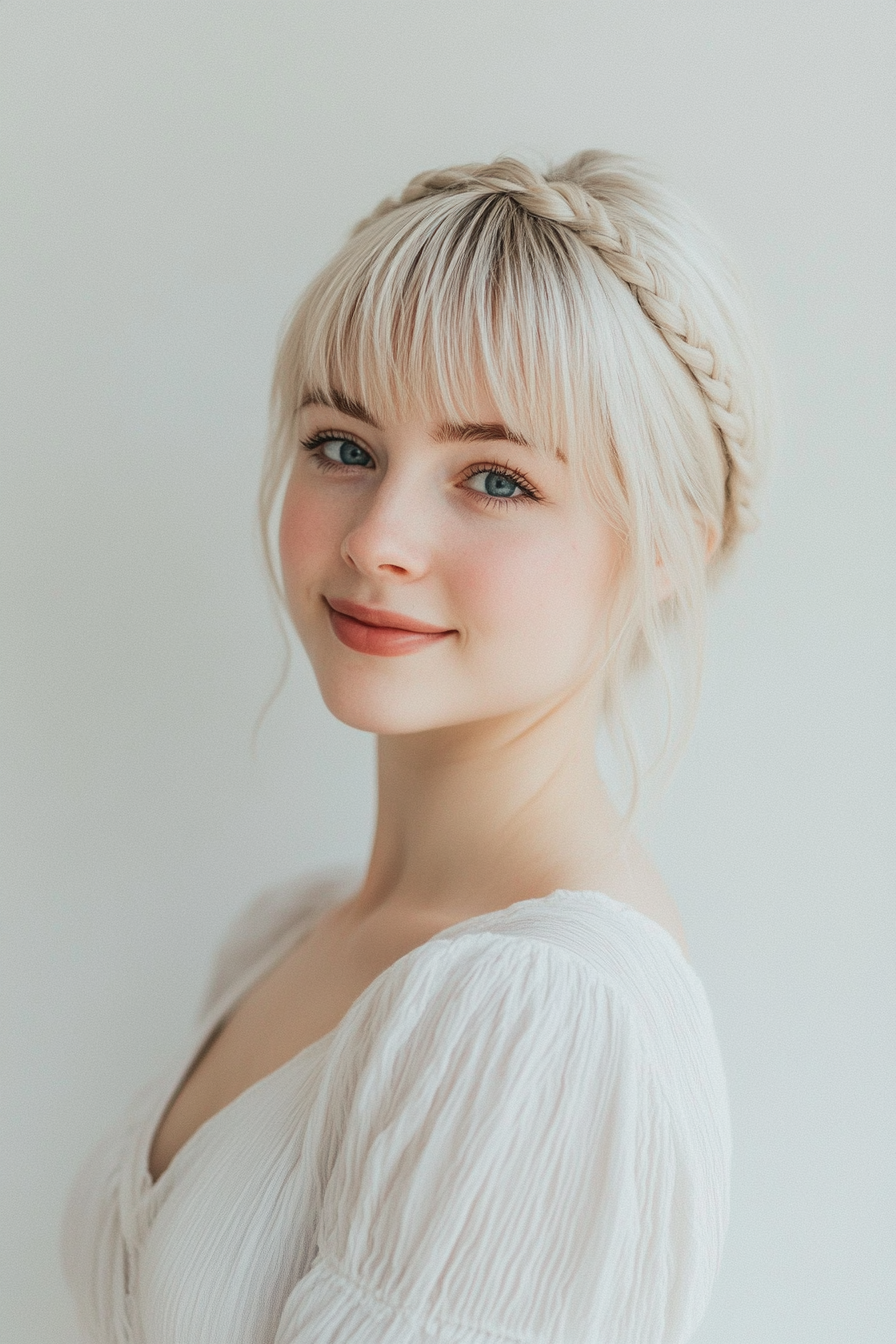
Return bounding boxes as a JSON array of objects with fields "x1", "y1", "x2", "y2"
[
  {"x1": 450, "y1": 508, "x2": 618, "y2": 661},
  {"x1": 450, "y1": 529, "x2": 580, "y2": 632},
  {"x1": 278, "y1": 479, "x2": 336, "y2": 579}
]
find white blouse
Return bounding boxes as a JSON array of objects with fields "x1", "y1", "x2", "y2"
[{"x1": 61, "y1": 867, "x2": 732, "y2": 1344}]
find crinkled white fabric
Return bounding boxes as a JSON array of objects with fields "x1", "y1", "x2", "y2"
[{"x1": 61, "y1": 868, "x2": 731, "y2": 1344}]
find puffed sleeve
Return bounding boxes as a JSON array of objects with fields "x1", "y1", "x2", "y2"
[{"x1": 274, "y1": 929, "x2": 729, "y2": 1344}]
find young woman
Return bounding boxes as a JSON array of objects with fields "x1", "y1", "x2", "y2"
[{"x1": 62, "y1": 150, "x2": 769, "y2": 1343}]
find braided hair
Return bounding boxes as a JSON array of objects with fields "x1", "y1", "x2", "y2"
[{"x1": 350, "y1": 153, "x2": 763, "y2": 555}]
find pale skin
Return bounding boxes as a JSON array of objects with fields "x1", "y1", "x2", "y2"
[{"x1": 148, "y1": 389, "x2": 691, "y2": 1184}]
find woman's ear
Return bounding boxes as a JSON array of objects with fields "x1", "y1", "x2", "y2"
[
  {"x1": 703, "y1": 521, "x2": 721, "y2": 564},
  {"x1": 654, "y1": 522, "x2": 719, "y2": 602}
]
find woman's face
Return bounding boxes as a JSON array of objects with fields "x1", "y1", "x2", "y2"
[{"x1": 278, "y1": 388, "x2": 625, "y2": 736}]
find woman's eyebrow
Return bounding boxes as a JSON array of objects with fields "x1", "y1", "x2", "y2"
[
  {"x1": 299, "y1": 390, "x2": 382, "y2": 427},
  {"x1": 432, "y1": 422, "x2": 531, "y2": 448},
  {"x1": 298, "y1": 393, "x2": 533, "y2": 452}
]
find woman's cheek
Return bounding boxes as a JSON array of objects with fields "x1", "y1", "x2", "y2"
[
  {"x1": 278, "y1": 480, "x2": 337, "y2": 582},
  {"x1": 452, "y1": 527, "x2": 582, "y2": 636}
]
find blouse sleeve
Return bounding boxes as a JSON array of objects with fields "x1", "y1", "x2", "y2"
[{"x1": 274, "y1": 930, "x2": 728, "y2": 1344}]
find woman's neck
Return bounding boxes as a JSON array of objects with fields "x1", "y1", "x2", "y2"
[{"x1": 355, "y1": 681, "x2": 626, "y2": 922}]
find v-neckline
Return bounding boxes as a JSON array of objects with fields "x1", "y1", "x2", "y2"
[
  {"x1": 138, "y1": 880, "x2": 356, "y2": 1199},
  {"x1": 136, "y1": 878, "x2": 692, "y2": 1202}
]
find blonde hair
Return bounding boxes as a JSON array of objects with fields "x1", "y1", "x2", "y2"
[{"x1": 260, "y1": 150, "x2": 772, "y2": 818}]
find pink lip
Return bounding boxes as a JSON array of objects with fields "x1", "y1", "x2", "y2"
[
  {"x1": 324, "y1": 598, "x2": 454, "y2": 657},
  {"x1": 326, "y1": 598, "x2": 452, "y2": 633}
]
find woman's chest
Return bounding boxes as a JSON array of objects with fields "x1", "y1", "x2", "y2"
[
  {"x1": 147, "y1": 902, "x2": 437, "y2": 1184},
  {"x1": 136, "y1": 1074, "x2": 325, "y2": 1344},
  {"x1": 64, "y1": 1038, "x2": 334, "y2": 1344},
  {"x1": 146, "y1": 932, "x2": 345, "y2": 1183}
]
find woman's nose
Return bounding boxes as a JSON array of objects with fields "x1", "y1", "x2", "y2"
[{"x1": 340, "y1": 476, "x2": 432, "y2": 580}]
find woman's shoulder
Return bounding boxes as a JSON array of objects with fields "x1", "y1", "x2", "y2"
[
  {"x1": 338, "y1": 889, "x2": 725, "y2": 1093},
  {"x1": 432, "y1": 887, "x2": 706, "y2": 1014},
  {"x1": 457, "y1": 890, "x2": 729, "y2": 1104},
  {"x1": 317, "y1": 895, "x2": 730, "y2": 1250}
]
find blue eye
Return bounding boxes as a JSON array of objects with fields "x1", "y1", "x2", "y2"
[
  {"x1": 466, "y1": 469, "x2": 525, "y2": 498},
  {"x1": 318, "y1": 438, "x2": 373, "y2": 467}
]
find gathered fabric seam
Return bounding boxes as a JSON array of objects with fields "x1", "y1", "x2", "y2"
[{"x1": 314, "y1": 1252, "x2": 540, "y2": 1343}]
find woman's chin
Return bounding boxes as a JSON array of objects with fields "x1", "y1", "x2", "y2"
[{"x1": 314, "y1": 676, "x2": 460, "y2": 737}]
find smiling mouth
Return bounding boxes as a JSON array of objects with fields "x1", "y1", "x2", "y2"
[{"x1": 324, "y1": 598, "x2": 455, "y2": 657}]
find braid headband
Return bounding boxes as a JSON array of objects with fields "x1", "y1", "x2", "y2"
[{"x1": 353, "y1": 158, "x2": 758, "y2": 547}]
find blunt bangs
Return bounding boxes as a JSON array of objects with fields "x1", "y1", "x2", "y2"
[{"x1": 270, "y1": 191, "x2": 630, "y2": 505}]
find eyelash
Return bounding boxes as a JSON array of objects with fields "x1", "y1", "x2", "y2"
[
  {"x1": 458, "y1": 460, "x2": 540, "y2": 507},
  {"x1": 298, "y1": 432, "x2": 542, "y2": 508}
]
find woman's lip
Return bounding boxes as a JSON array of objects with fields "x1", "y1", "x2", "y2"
[
  {"x1": 325, "y1": 597, "x2": 452, "y2": 634},
  {"x1": 324, "y1": 598, "x2": 454, "y2": 658}
]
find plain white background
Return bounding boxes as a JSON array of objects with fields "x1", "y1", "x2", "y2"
[{"x1": 1, "y1": 2, "x2": 893, "y2": 1341}]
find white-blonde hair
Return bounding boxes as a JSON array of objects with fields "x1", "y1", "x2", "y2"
[{"x1": 260, "y1": 150, "x2": 772, "y2": 818}]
